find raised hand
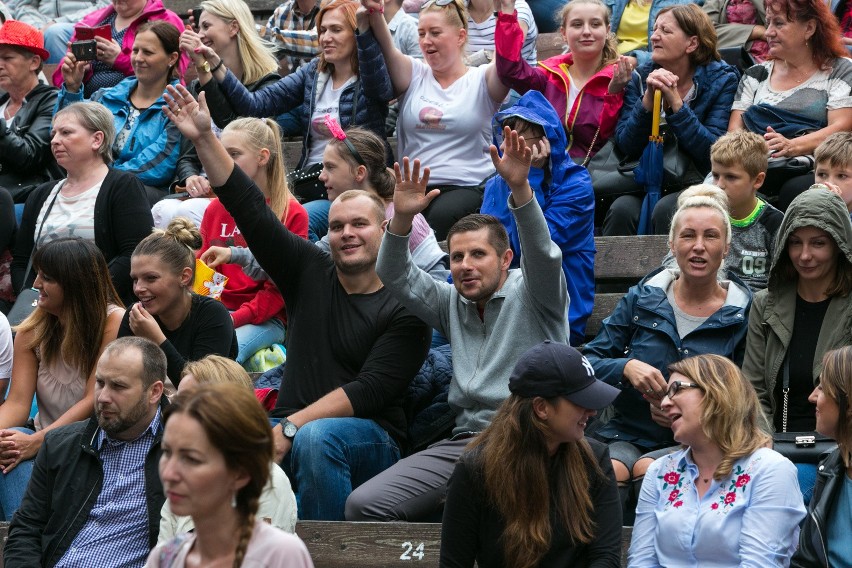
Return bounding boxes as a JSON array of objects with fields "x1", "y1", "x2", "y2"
[
  {"x1": 360, "y1": 0, "x2": 384, "y2": 15},
  {"x1": 128, "y1": 302, "x2": 167, "y2": 345},
  {"x1": 490, "y1": 126, "x2": 532, "y2": 194},
  {"x1": 200, "y1": 246, "x2": 232, "y2": 268},
  {"x1": 179, "y1": 28, "x2": 209, "y2": 67},
  {"x1": 60, "y1": 50, "x2": 88, "y2": 93},
  {"x1": 163, "y1": 85, "x2": 213, "y2": 142},
  {"x1": 530, "y1": 136, "x2": 551, "y2": 170},
  {"x1": 608, "y1": 55, "x2": 634, "y2": 94},
  {"x1": 392, "y1": 157, "x2": 439, "y2": 217},
  {"x1": 94, "y1": 36, "x2": 121, "y2": 66}
]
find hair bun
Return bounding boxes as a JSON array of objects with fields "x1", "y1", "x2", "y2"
[
  {"x1": 165, "y1": 217, "x2": 203, "y2": 250},
  {"x1": 676, "y1": 183, "x2": 730, "y2": 212}
]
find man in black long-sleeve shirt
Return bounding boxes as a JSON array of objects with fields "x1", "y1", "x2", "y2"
[{"x1": 163, "y1": 85, "x2": 431, "y2": 521}]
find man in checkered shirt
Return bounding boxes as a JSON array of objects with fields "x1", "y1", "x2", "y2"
[{"x1": 4, "y1": 337, "x2": 167, "y2": 568}]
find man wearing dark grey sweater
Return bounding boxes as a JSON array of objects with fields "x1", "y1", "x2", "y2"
[{"x1": 345, "y1": 128, "x2": 571, "y2": 522}]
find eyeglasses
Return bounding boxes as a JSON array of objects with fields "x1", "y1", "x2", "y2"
[
  {"x1": 420, "y1": 0, "x2": 466, "y2": 27},
  {"x1": 665, "y1": 381, "x2": 702, "y2": 399}
]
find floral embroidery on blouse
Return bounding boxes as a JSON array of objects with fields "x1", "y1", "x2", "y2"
[
  {"x1": 709, "y1": 459, "x2": 760, "y2": 514},
  {"x1": 657, "y1": 455, "x2": 763, "y2": 514},
  {"x1": 659, "y1": 462, "x2": 691, "y2": 510}
]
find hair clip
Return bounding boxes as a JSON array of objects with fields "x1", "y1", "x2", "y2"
[{"x1": 324, "y1": 114, "x2": 366, "y2": 166}]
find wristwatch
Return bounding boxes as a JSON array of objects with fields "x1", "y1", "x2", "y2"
[
  {"x1": 283, "y1": 419, "x2": 299, "y2": 439},
  {"x1": 196, "y1": 60, "x2": 210, "y2": 73}
]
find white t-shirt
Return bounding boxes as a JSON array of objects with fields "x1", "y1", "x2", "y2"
[
  {"x1": 35, "y1": 180, "x2": 102, "y2": 248},
  {"x1": 398, "y1": 59, "x2": 501, "y2": 186},
  {"x1": 0, "y1": 311, "x2": 11, "y2": 381},
  {"x1": 467, "y1": 0, "x2": 538, "y2": 64},
  {"x1": 306, "y1": 75, "x2": 356, "y2": 165}
]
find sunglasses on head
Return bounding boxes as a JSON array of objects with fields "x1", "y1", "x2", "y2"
[{"x1": 420, "y1": 0, "x2": 466, "y2": 26}]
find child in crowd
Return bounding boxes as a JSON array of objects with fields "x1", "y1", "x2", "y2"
[
  {"x1": 814, "y1": 131, "x2": 852, "y2": 220},
  {"x1": 481, "y1": 91, "x2": 595, "y2": 346},
  {"x1": 663, "y1": 130, "x2": 782, "y2": 292}
]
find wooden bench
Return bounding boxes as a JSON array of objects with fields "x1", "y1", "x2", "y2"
[{"x1": 0, "y1": 521, "x2": 633, "y2": 567}]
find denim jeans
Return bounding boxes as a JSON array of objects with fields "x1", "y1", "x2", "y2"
[
  {"x1": 235, "y1": 318, "x2": 287, "y2": 365},
  {"x1": 303, "y1": 199, "x2": 331, "y2": 242},
  {"x1": 0, "y1": 427, "x2": 36, "y2": 521},
  {"x1": 44, "y1": 23, "x2": 76, "y2": 64},
  {"x1": 796, "y1": 462, "x2": 817, "y2": 505},
  {"x1": 530, "y1": 0, "x2": 564, "y2": 32},
  {"x1": 282, "y1": 417, "x2": 401, "y2": 520}
]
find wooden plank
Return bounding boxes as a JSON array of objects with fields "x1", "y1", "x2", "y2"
[
  {"x1": 163, "y1": 0, "x2": 281, "y2": 17},
  {"x1": 535, "y1": 32, "x2": 565, "y2": 61},
  {"x1": 296, "y1": 521, "x2": 442, "y2": 568},
  {"x1": 586, "y1": 292, "x2": 623, "y2": 339},
  {"x1": 594, "y1": 235, "x2": 668, "y2": 282}
]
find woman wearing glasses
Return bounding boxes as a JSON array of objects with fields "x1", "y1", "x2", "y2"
[
  {"x1": 628, "y1": 354, "x2": 806, "y2": 566},
  {"x1": 359, "y1": 0, "x2": 511, "y2": 240},
  {"x1": 582, "y1": 185, "x2": 752, "y2": 521}
]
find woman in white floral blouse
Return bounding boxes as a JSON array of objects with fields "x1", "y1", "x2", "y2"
[{"x1": 629, "y1": 354, "x2": 806, "y2": 567}]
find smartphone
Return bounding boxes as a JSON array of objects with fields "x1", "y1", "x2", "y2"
[
  {"x1": 74, "y1": 24, "x2": 111, "y2": 41},
  {"x1": 70, "y1": 40, "x2": 96, "y2": 61},
  {"x1": 192, "y1": 8, "x2": 203, "y2": 30}
]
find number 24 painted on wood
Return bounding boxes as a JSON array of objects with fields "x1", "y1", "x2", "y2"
[{"x1": 400, "y1": 542, "x2": 425, "y2": 560}]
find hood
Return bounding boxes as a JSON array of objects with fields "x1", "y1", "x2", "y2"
[
  {"x1": 492, "y1": 90, "x2": 568, "y2": 159},
  {"x1": 769, "y1": 188, "x2": 852, "y2": 285}
]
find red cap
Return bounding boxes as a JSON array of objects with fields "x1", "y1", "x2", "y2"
[{"x1": 0, "y1": 20, "x2": 50, "y2": 61}]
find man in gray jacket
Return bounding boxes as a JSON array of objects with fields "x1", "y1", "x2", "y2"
[{"x1": 345, "y1": 127, "x2": 571, "y2": 521}]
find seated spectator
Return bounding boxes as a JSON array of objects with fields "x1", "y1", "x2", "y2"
[
  {"x1": 628, "y1": 355, "x2": 806, "y2": 565},
  {"x1": 0, "y1": 238, "x2": 123, "y2": 521},
  {"x1": 11, "y1": 0, "x2": 110, "y2": 64},
  {"x1": 118, "y1": 218, "x2": 237, "y2": 386},
  {"x1": 157, "y1": 356, "x2": 297, "y2": 542},
  {"x1": 263, "y1": 0, "x2": 320, "y2": 75},
  {"x1": 4, "y1": 337, "x2": 168, "y2": 567},
  {"x1": 197, "y1": 118, "x2": 308, "y2": 365},
  {"x1": 193, "y1": 0, "x2": 393, "y2": 243},
  {"x1": 814, "y1": 131, "x2": 852, "y2": 216},
  {"x1": 583, "y1": 186, "x2": 752, "y2": 521},
  {"x1": 0, "y1": 21, "x2": 62, "y2": 204},
  {"x1": 703, "y1": 0, "x2": 769, "y2": 62},
  {"x1": 0, "y1": 187, "x2": 14, "y2": 313},
  {"x1": 831, "y1": 0, "x2": 852, "y2": 54},
  {"x1": 440, "y1": 342, "x2": 622, "y2": 568},
  {"x1": 662, "y1": 130, "x2": 783, "y2": 292},
  {"x1": 359, "y1": 0, "x2": 510, "y2": 240},
  {"x1": 482, "y1": 92, "x2": 594, "y2": 345},
  {"x1": 152, "y1": 0, "x2": 281, "y2": 230},
  {"x1": 495, "y1": 0, "x2": 631, "y2": 164},
  {"x1": 0, "y1": 312, "x2": 10, "y2": 399},
  {"x1": 57, "y1": 20, "x2": 185, "y2": 205},
  {"x1": 50, "y1": 0, "x2": 187, "y2": 97},
  {"x1": 165, "y1": 83, "x2": 431, "y2": 520},
  {"x1": 150, "y1": 384, "x2": 313, "y2": 567},
  {"x1": 12, "y1": 102, "x2": 153, "y2": 305},
  {"x1": 729, "y1": 0, "x2": 852, "y2": 210},
  {"x1": 605, "y1": 0, "x2": 690, "y2": 67},
  {"x1": 604, "y1": 4, "x2": 739, "y2": 236},
  {"x1": 793, "y1": 346, "x2": 852, "y2": 567},
  {"x1": 202, "y1": 124, "x2": 449, "y2": 282},
  {"x1": 345, "y1": 127, "x2": 570, "y2": 522},
  {"x1": 742, "y1": 187, "x2": 852, "y2": 502}
]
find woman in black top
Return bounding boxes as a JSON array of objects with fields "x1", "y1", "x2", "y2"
[
  {"x1": 118, "y1": 218, "x2": 237, "y2": 385},
  {"x1": 440, "y1": 342, "x2": 622, "y2": 568}
]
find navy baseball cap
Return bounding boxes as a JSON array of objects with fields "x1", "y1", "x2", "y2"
[{"x1": 509, "y1": 341, "x2": 619, "y2": 410}]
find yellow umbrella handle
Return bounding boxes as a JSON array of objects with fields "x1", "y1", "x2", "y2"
[{"x1": 651, "y1": 90, "x2": 662, "y2": 138}]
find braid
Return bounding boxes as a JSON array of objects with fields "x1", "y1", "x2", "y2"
[{"x1": 232, "y1": 493, "x2": 261, "y2": 567}]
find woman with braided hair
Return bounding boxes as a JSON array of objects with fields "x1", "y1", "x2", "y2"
[{"x1": 147, "y1": 382, "x2": 314, "y2": 567}]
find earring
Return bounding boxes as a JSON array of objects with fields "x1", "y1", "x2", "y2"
[{"x1": 231, "y1": 492, "x2": 237, "y2": 508}]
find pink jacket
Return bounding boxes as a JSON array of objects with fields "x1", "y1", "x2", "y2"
[
  {"x1": 495, "y1": 11, "x2": 624, "y2": 161},
  {"x1": 52, "y1": 0, "x2": 189, "y2": 87}
]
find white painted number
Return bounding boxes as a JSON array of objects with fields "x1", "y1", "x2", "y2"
[
  {"x1": 400, "y1": 542, "x2": 425, "y2": 561},
  {"x1": 741, "y1": 256, "x2": 766, "y2": 276}
]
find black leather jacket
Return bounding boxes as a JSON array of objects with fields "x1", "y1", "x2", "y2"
[
  {"x1": 3, "y1": 411, "x2": 165, "y2": 567},
  {"x1": 791, "y1": 448, "x2": 845, "y2": 568}
]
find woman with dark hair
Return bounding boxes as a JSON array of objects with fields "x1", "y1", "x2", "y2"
[
  {"x1": 629, "y1": 355, "x2": 806, "y2": 565},
  {"x1": 0, "y1": 238, "x2": 123, "y2": 521},
  {"x1": 729, "y1": 0, "x2": 852, "y2": 209},
  {"x1": 743, "y1": 187, "x2": 852, "y2": 501},
  {"x1": 603, "y1": 4, "x2": 739, "y2": 236},
  {"x1": 148, "y1": 383, "x2": 313, "y2": 567},
  {"x1": 793, "y1": 346, "x2": 852, "y2": 567},
  {"x1": 12, "y1": 101, "x2": 152, "y2": 306},
  {"x1": 58, "y1": 20, "x2": 186, "y2": 204},
  {"x1": 440, "y1": 341, "x2": 622, "y2": 568}
]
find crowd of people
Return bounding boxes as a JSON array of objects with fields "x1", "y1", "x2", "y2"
[{"x1": 0, "y1": 0, "x2": 851, "y2": 565}]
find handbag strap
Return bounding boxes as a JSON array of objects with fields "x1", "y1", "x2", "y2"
[
  {"x1": 22, "y1": 184, "x2": 62, "y2": 288},
  {"x1": 781, "y1": 354, "x2": 790, "y2": 433},
  {"x1": 580, "y1": 125, "x2": 601, "y2": 167}
]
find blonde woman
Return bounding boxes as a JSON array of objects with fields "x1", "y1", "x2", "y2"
[
  {"x1": 629, "y1": 355, "x2": 806, "y2": 566},
  {"x1": 157, "y1": 355, "x2": 298, "y2": 543}
]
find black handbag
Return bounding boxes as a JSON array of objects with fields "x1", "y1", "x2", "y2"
[
  {"x1": 287, "y1": 163, "x2": 326, "y2": 204},
  {"x1": 772, "y1": 356, "x2": 837, "y2": 464},
  {"x1": 7, "y1": 184, "x2": 61, "y2": 326},
  {"x1": 587, "y1": 129, "x2": 704, "y2": 199}
]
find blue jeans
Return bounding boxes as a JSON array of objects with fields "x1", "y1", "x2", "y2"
[
  {"x1": 530, "y1": 0, "x2": 563, "y2": 32},
  {"x1": 303, "y1": 199, "x2": 331, "y2": 242},
  {"x1": 796, "y1": 462, "x2": 817, "y2": 505},
  {"x1": 235, "y1": 318, "x2": 286, "y2": 365},
  {"x1": 0, "y1": 427, "x2": 36, "y2": 521},
  {"x1": 44, "y1": 23, "x2": 75, "y2": 64},
  {"x1": 282, "y1": 417, "x2": 400, "y2": 520}
]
